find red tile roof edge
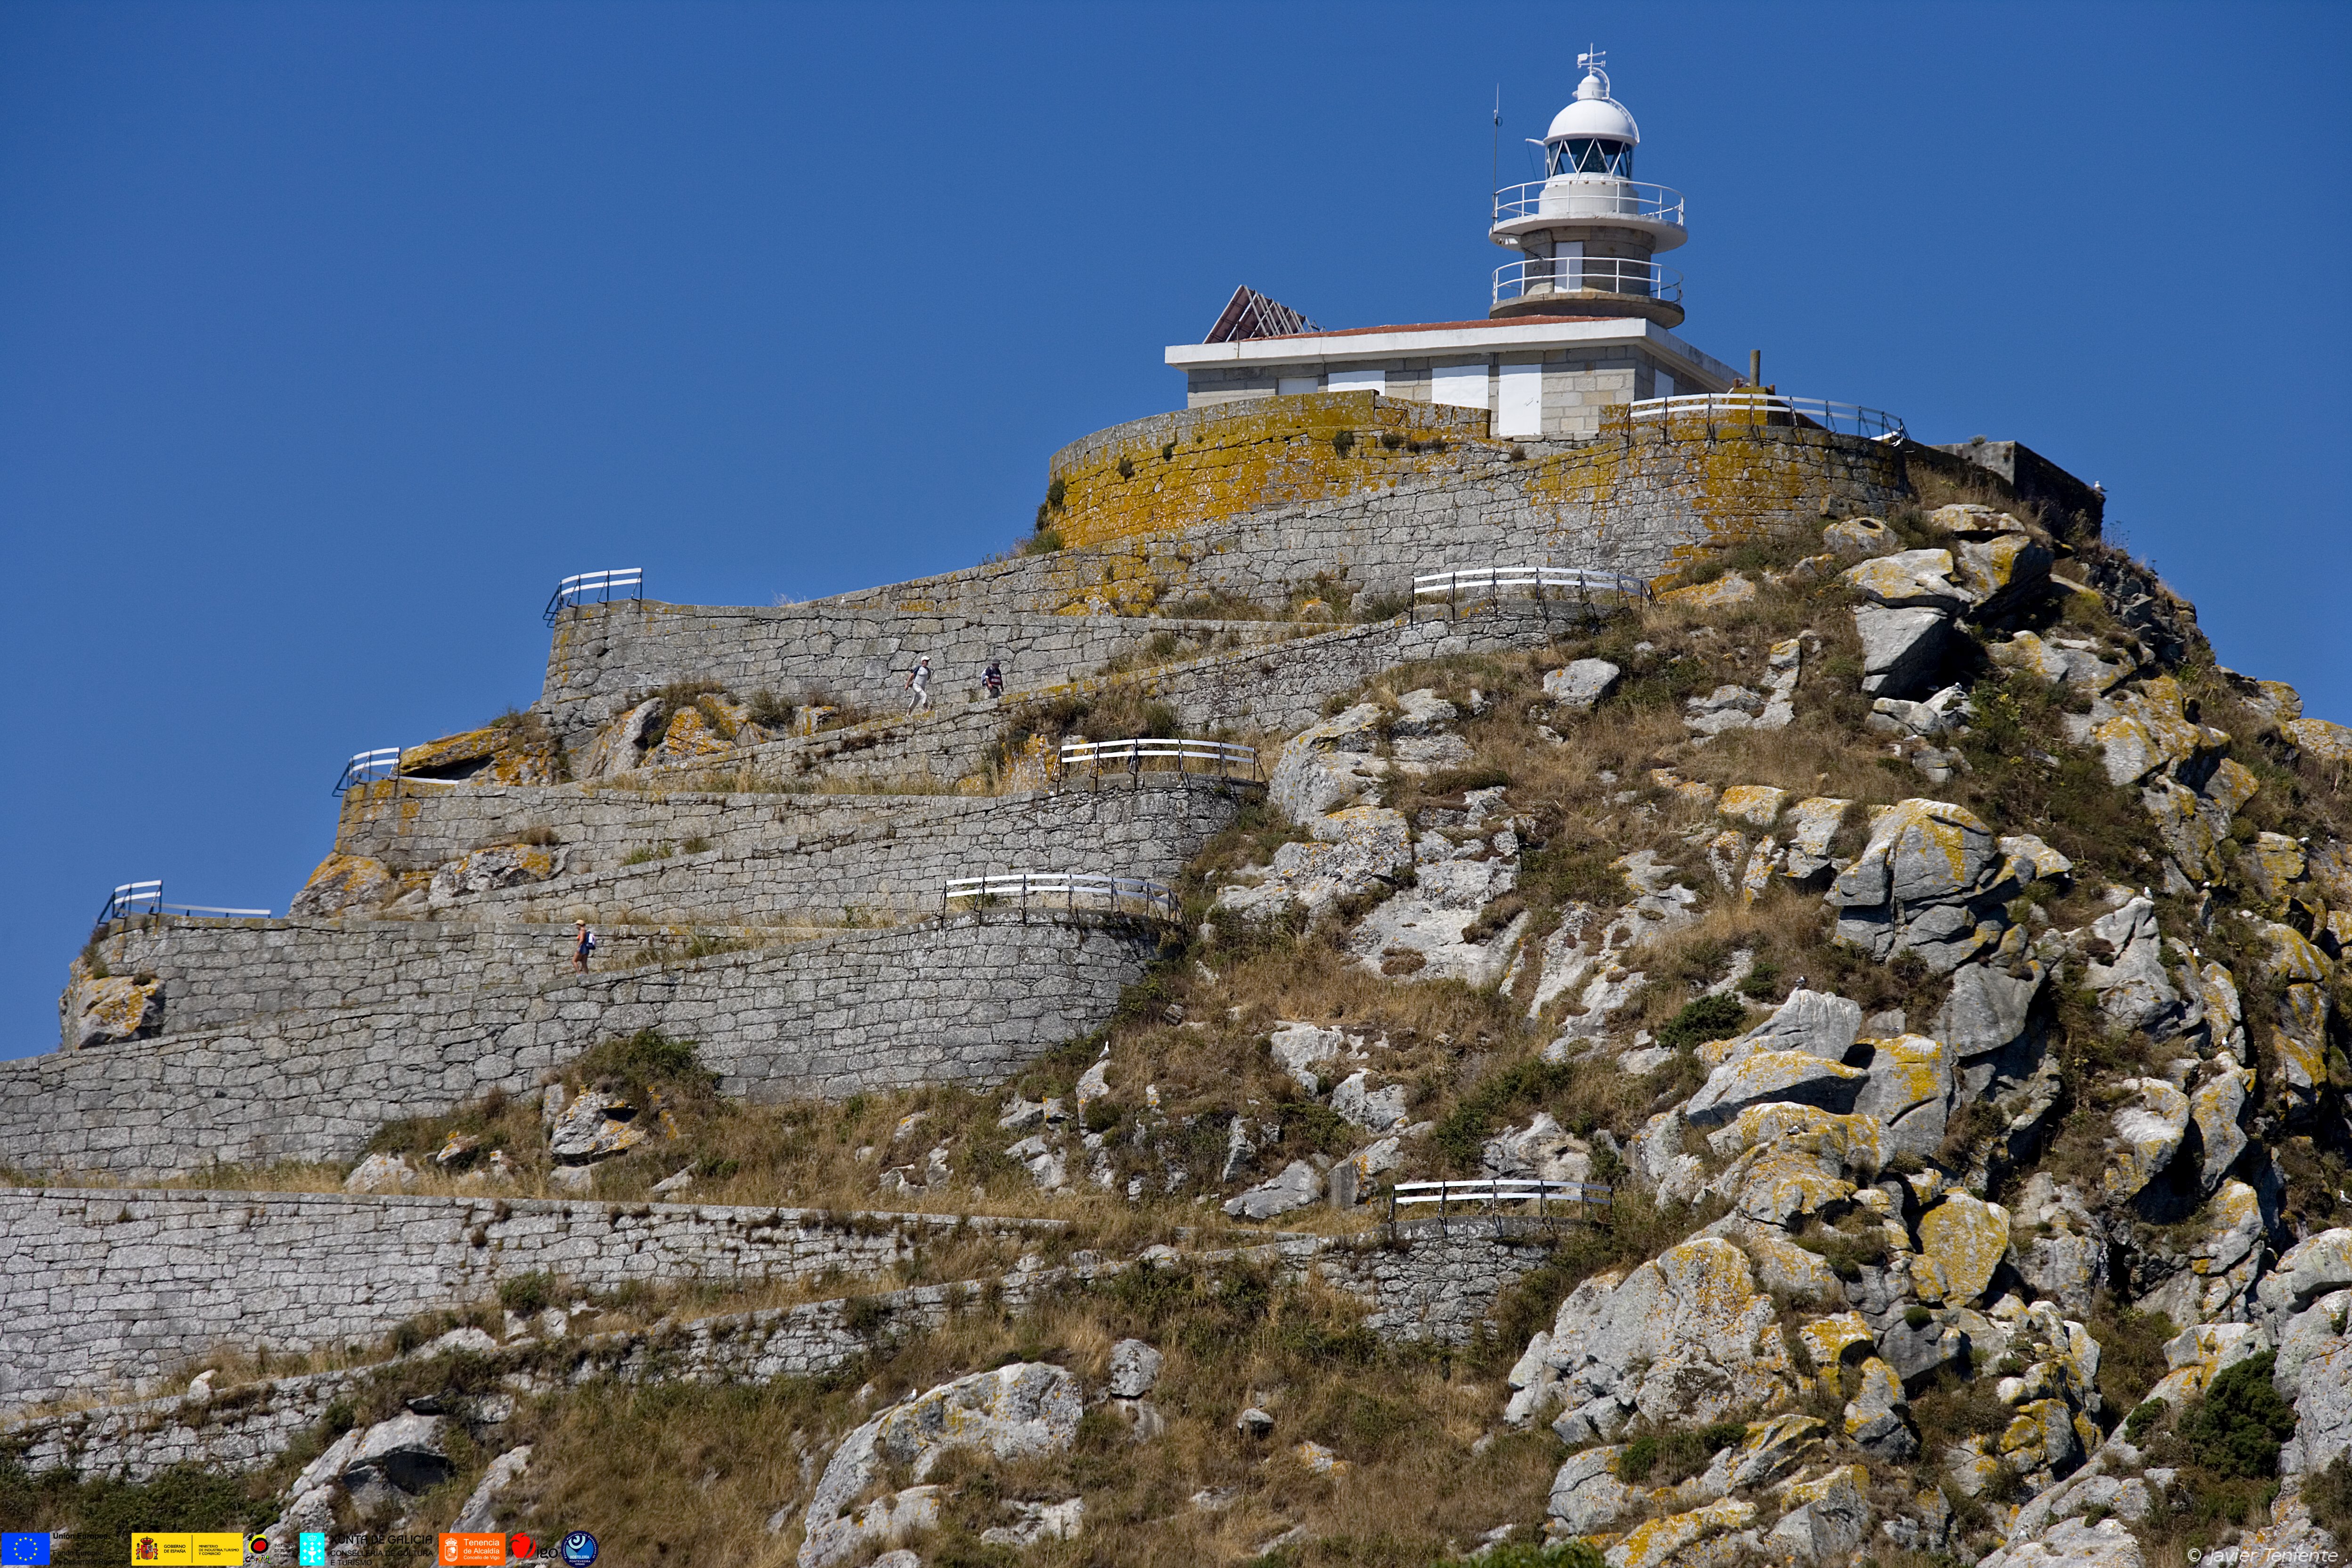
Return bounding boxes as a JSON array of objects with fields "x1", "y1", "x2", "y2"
[{"x1": 1245, "y1": 315, "x2": 1613, "y2": 342}]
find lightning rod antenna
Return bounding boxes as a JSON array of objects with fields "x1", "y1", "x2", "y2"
[{"x1": 1491, "y1": 84, "x2": 1501, "y2": 214}]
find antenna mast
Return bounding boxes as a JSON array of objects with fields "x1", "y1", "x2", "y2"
[{"x1": 1490, "y1": 84, "x2": 1501, "y2": 206}]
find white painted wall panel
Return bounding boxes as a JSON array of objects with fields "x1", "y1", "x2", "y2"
[
  {"x1": 1327, "y1": 366, "x2": 1385, "y2": 394},
  {"x1": 1496, "y1": 361, "x2": 1544, "y2": 437},
  {"x1": 1431, "y1": 362, "x2": 1489, "y2": 410},
  {"x1": 1278, "y1": 376, "x2": 1320, "y2": 396}
]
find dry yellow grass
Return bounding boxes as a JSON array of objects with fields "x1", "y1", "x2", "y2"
[{"x1": 494, "y1": 1260, "x2": 1562, "y2": 1568}]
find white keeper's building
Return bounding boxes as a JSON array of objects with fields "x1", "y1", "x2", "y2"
[{"x1": 1167, "y1": 51, "x2": 1741, "y2": 440}]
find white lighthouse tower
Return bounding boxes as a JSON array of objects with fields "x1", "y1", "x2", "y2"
[
  {"x1": 1488, "y1": 50, "x2": 1687, "y2": 327},
  {"x1": 1167, "y1": 47, "x2": 1735, "y2": 438}
]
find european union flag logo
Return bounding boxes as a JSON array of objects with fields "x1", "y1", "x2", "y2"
[{"x1": 0, "y1": 1534, "x2": 51, "y2": 1566}]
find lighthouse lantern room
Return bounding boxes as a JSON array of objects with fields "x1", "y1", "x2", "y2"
[{"x1": 1166, "y1": 48, "x2": 1736, "y2": 440}]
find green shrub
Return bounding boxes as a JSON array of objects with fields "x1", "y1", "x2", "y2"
[
  {"x1": 1614, "y1": 1421, "x2": 1743, "y2": 1486},
  {"x1": 1905, "y1": 1305, "x2": 1934, "y2": 1329},
  {"x1": 497, "y1": 1272, "x2": 554, "y2": 1315},
  {"x1": 2125, "y1": 1398, "x2": 2168, "y2": 1443},
  {"x1": 568, "y1": 1029, "x2": 716, "y2": 1100},
  {"x1": 2178, "y1": 1350, "x2": 2296, "y2": 1478},
  {"x1": 1657, "y1": 993, "x2": 1749, "y2": 1050}
]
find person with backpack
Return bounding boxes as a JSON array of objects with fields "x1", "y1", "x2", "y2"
[
  {"x1": 574, "y1": 921, "x2": 597, "y2": 973},
  {"x1": 905, "y1": 655, "x2": 933, "y2": 713}
]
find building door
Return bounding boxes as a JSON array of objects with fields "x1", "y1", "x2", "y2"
[{"x1": 1497, "y1": 362, "x2": 1544, "y2": 438}]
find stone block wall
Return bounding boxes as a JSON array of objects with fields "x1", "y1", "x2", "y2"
[
  {"x1": 0, "y1": 1223, "x2": 1570, "y2": 1477},
  {"x1": 329, "y1": 778, "x2": 1240, "y2": 922},
  {"x1": 556, "y1": 609, "x2": 1575, "y2": 804},
  {"x1": 825, "y1": 418, "x2": 1911, "y2": 620},
  {"x1": 538, "y1": 602, "x2": 1282, "y2": 752},
  {"x1": 1040, "y1": 391, "x2": 1503, "y2": 550},
  {"x1": 1312, "y1": 1222, "x2": 1564, "y2": 1347},
  {"x1": 76, "y1": 921, "x2": 661, "y2": 1045},
  {"x1": 0, "y1": 1188, "x2": 1044, "y2": 1417},
  {"x1": 2, "y1": 916, "x2": 1158, "y2": 1181},
  {"x1": 448, "y1": 778, "x2": 1237, "y2": 927}
]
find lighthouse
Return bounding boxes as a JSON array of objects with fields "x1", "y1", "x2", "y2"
[
  {"x1": 1488, "y1": 50, "x2": 1687, "y2": 327},
  {"x1": 1167, "y1": 48, "x2": 1735, "y2": 439}
]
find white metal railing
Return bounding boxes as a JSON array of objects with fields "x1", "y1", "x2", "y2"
[
  {"x1": 1057, "y1": 738, "x2": 1261, "y2": 784},
  {"x1": 544, "y1": 568, "x2": 644, "y2": 625},
  {"x1": 1410, "y1": 566, "x2": 1650, "y2": 621},
  {"x1": 1625, "y1": 392, "x2": 1907, "y2": 443},
  {"x1": 96, "y1": 881, "x2": 271, "y2": 924},
  {"x1": 942, "y1": 872, "x2": 1179, "y2": 922},
  {"x1": 1493, "y1": 256, "x2": 1682, "y2": 308},
  {"x1": 1386, "y1": 1177, "x2": 1614, "y2": 1225},
  {"x1": 333, "y1": 747, "x2": 403, "y2": 795},
  {"x1": 1490, "y1": 179, "x2": 1684, "y2": 229}
]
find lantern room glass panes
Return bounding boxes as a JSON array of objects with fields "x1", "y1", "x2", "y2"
[{"x1": 1547, "y1": 138, "x2": 1633, "y2": 178}]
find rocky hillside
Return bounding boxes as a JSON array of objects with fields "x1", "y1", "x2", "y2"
[{"x1": 6, "y1": 413, "x2": 2352, "y2": 1568}]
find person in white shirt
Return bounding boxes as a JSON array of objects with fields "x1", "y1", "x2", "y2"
[{"x1": 905, "y1": 656, "x2": 932, "y2": 713}]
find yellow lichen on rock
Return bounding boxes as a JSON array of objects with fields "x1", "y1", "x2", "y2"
[
  {"x1": 1603, "y1": 1498, "x2": 1756, "y2": 1568},
  {"x1": 1717, "y1": 784, "x2": 1788, "y2": 828},
  {"x1": 1657, "y1": 571, "x2": 1758, "y2": 610},
  {"x1": 400, "y1": 722, "x2": 562, "y2": 786},
  {"x1": 658, "y1": 705, "x2": 732, "y2": 762},
  {"x1": 2286, "y1": 716, "x2": 2352, "y2": 768},
  {"x1": 2247, "y1": 831, "x2": 2309, "y2": 901},
  {"x1": 290, "y1": 853, "x2": 398, "y2": 918},
  {"x1": 1913, "y1": 1192, "x2": 2010, "y2": 1305},
  {"x1": 1798, "y1": 1312, "x2": 1874, "y2": 1388},
  {"x1": 62, "y1": 972, "x2": 164, "y2": 1050},
  {"x1": 997, "y1": 733, "x2": 1057, "y2": 794}
]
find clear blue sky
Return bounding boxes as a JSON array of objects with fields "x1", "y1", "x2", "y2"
[{"x1": 3, "y1": 2, "x2": 2346, "y2": 1058}]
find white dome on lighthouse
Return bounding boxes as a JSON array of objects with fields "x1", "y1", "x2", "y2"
[{"x1": 1546, "y1": 60, "x2": 1640, "y2": 145}]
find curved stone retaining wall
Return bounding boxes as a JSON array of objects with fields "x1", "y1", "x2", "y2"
[
  {"x1": 3, "y1": 916, "x2": 1157, "y2": 1181},
  {"x1": 539, "y1": 604, "x2": 1282, "y2": 751},
  {"x1": 2, "y1": 1224, "x2": 1560, "y2": 1477},
  {"x1": 549, "y1": 605, "x2": 1579, "y2": 798},
  {"x1": 828, "y1": 416, "x2": 1912, "y2": 620},
  {"x1": 0, "y1": 1189, "x2": 1047, "y2": 1418},
  {"x1": 329, "y1": 778, "x2": 1240, "y2": 919}
]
